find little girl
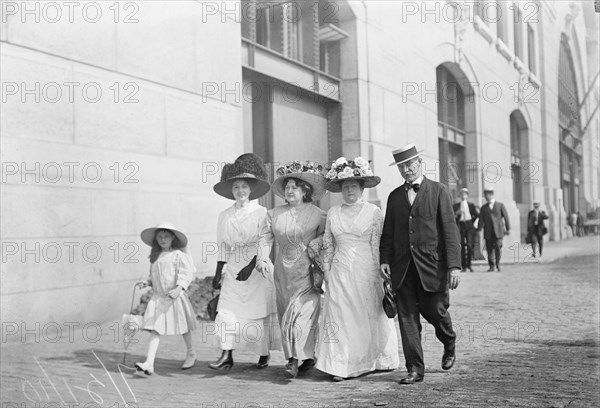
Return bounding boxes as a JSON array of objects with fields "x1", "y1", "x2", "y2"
[{"x1": 135, "y1": 222, "x2": 197, "y2": 375}]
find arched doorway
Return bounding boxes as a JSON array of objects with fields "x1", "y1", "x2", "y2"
[
  {"x1": 558, "y1": 34, "x2": 583, "y2": 218},
  {"x1": 509, "y1": 110, "x2": 530, "y2": 205},
  {"x1": 436, "y1": 63, "x2": 477, "y2": 201}
]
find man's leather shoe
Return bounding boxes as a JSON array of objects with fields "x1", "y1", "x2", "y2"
[
  {"x1": 399, "y1": 372, "x2": 424, "y2": 384},
  {"x1": 442, "y1": 349, "x2": 456, "y2": 370},
  {"x1": 496, "y1": 266, "x2": 501, "y2": 272},
  {"x1": 486, "y1": 267, "x2": 494, "y2": 272}
]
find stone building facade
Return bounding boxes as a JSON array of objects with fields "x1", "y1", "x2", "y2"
[{"x1": 1, "y1": 0, "x2": 598, "y2": 328}]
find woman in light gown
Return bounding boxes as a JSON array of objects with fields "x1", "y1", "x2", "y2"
[
  {"x1": 209, "y1": 153, "x2": 280, "y2": 371},
  {"x1": 316, "y1": 156, "x2": 400, "y2": 381},
  {"x1": 257, "y1": 161, "x2": 327, "y2": 378}
]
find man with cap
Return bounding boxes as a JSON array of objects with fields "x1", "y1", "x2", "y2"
[
  {"x1": 452, "y1": 188, "x2": 479, "y2": 272},
  {"x1": 477, "y1": 187, "x2": 510, "y2": 271},
  {"x1": 380, "y1": 143, "x2": 461, "y2": 385},
  {"x1": 527, "y1": 201, "x2": 548, "y2": 257}
]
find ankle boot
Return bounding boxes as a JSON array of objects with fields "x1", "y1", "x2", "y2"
[
  {"x1": 285, "y1": 358, "x2": 298, "y2": 378},
  {"x1": 257, "y1": 353, "x2": 270, "y2": 369},
  {"x1": 209, "y1": 350, "x2": 233, "y2": 370}
]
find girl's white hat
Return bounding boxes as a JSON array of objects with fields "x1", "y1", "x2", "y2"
[{"x1": 140, "y1": 222, "x2": 188, "y2": 247}]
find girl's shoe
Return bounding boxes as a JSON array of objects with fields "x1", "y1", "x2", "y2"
[
  {"x1": 298, "y1": 358, "x2": 315, "y2": 371},
  {"x1": 181, "y1": 351, "x2": 196, "y2": 370},
  {"x1": 209, "y1": 350, "x2": 233, "y2": 371},
  {"x1": 257, "y1": 353, "x2": 270, "y2": 369},
  {"x1": 134, "y1": 362, "x2": 154, "y2": 376},
  {"x1": 285, "y1": 358, "x2": 298, "y2": 378}
]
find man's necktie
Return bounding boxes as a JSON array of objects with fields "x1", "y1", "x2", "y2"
[{"x1": 405, "y1": 183, "x2": 419, "y2": 205}]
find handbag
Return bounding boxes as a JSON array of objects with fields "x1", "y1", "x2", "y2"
[
  {"x1": 382, "y1": 278, "x2": 398, "y2": 319},
  {"x1": 309, "y1": 261, "x2": 325, "y2": 294},
  {"x1": 122, "y1": 283, "x2": 146, "y2": 363},
  {"x1": 207, "y1": 292, "x2": 220, "y2": 321}
]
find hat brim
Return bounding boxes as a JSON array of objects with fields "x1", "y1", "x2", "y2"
[
  {"x1": 141, "y1": 226, "x2": 188, "y2": 247},
  {"x1": 388, "y1": 150, "x2": 425, "y2": 166},
  {"x1": 271, "y1": 172, "x2": 327, "y2": 200},
  {"x1": 213, "y1": 175, "x2": 271, "y2": 200},
  {"x1": 325, "y1": 176, "x2": 381, "y2": 193}
]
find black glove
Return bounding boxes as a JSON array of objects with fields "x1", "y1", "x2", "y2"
[
  {"x1": 236, "y1": 256, "x2": 257, "y2": 282},
  {"x1": 212, "y1": 261, "x2": 225, "y2": 290}
]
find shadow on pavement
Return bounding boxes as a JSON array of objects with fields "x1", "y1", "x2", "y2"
[{"x1": 41, "y1": 348, "x2": 340, "y2": 384}]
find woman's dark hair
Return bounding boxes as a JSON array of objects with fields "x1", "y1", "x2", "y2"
[
  {"x1": 286, "y1": 177, "x2": 314, "y2": 203},
  {"x1": 231, "y1": 178, "x2": 256, "y2": 193},
  {"x1": 149, "y1": 229, "x2": 183, "y2": 263},
  {"x1": 341, "y1": 179, "x2": 365, "y2": 190}
]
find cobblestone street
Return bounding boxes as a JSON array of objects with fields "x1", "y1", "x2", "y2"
[{"x1": 2, "y1": 237, "x2": 599, "y2": 408}]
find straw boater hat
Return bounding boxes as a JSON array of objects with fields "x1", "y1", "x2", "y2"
[
  {"x1": 389, "y1": 143, "x2": 425, "y2": 166},
  {"x1": 140, "y1": 222, "x2": 188, "y2": 247},
  {"x1": 483, "y1": 186, "x2": 495, "y2": 193},
  {"x1": 459, "y1": 187, "x2": 469, "y2": 194},
  {"x1": 271, "y1": 161, "x2": 327, "y2": 200},
  {"x1": 324, "y1": 156, "x2": 381, "y2": 192},
  {"x1": 213, "y1": 153, "x2": 271, "y2": 200}
]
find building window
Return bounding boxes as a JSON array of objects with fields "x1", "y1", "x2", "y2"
[
  {"x1": 513, "y1": 5, "x2": 523, "y2": 60},
  {"x1": 527, "y1": 24, "x2": 536, "y2": 74},
  {"x1": 437, "y1": 66, "x2": 466, "y2": 198},
  {"x1": 510, "y1": 113, "x2": 523, "y2": 203},
  {"x1": 242, "y1": 0, "x2": 346, "y2": 75},
  {"x1": 283, "y1": 2, "x2": 302, "y2": 61}
]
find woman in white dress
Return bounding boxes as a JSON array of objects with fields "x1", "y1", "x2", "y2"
[
  {"x1": 209, "y1": 153, "x2": 280, "y2": 370},
  {"x1": 257, "y1": 161, "x2": 327, "y2": 378},
  {"x1": 316, "y1": 157, "x2": 400, "y2": 381}
]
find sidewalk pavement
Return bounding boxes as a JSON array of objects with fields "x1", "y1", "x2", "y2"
[
  {"x1": 1, "y1": 236, "x2": 599, "y2": 408},
  {"x1": 473, "y1": 233, "x2": 600, "y2": 266}
]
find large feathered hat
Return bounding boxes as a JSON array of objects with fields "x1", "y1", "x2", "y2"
[{"x1": 213, "y1": 153, "x2": 270, "y2": 200}]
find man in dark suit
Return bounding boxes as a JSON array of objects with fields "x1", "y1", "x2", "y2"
[
  {"x1": 453, "y1": 188, "x2": 479, "y2": 272},
  {"x1": 527, "y1": 201, "x2": 548, "y2": 257},
  {"x1": 477, "y1": 187, "x2": 510, "y2": 271},
  {"x1": 380, "y1": 143, "x2": 461, "y2": 385}
]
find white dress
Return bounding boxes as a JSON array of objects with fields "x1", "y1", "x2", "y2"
[
  {"x1": 315, "y1": 201, "x2": 400, "y2": 378},
  {"x1": 215, "y1": 202, "x2": 281, "y2": 354},
  {"x1": 142, "y1": 250, "x2": 198, "y2": 335}
]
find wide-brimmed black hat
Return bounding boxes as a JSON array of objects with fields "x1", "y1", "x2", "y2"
[{"x1": 213, "y1": 153, "x2": 270, "y2": 200}]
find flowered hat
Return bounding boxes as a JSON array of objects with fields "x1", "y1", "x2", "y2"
[
  {"x1": 271, "y1": 160, "x2": 327, "y2": 200},
  {"x1": 140, "y1": 222, "x2": 188, "y2": 247},
  {"x1": 213, "y1": 153, "x2": 271, "y2": 200},
  {"x1": 324, "y1": 156, "x2": 381, "y2": 192}
]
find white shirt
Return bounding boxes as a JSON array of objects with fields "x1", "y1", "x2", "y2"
[
  {"x1": 460, "y1": 200, "x2": 471, "y2": 221},
  {"x1": 487, "y1": 199, "x2": 495, "y2": 210},
  {"x1": 406, "y1": 174, "x2": 423, "y2": 206}
]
